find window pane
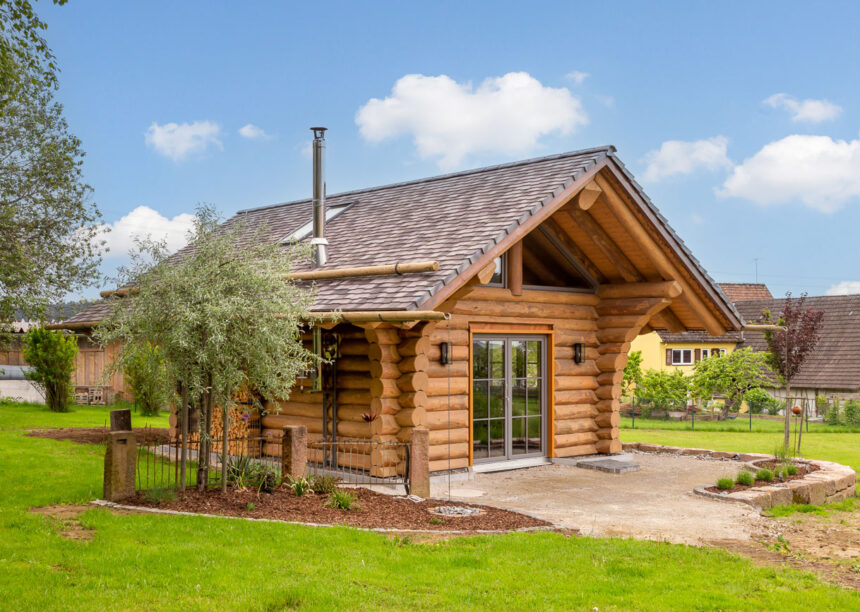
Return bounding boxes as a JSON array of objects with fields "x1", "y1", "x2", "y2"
[
  {"x1": 527, "y1": 380, "x2": 541, "y2": 416},
  {"x1": 473, "y1": 340, "x2": 488, "y2": 378},
  {"x1": 489, "y1": 381, "x2": 505, "y2": 418},
  {"x1": 672, "y1": 350, "x2": 681, "y2": 364},
  {"x1": 473, "y1": 421, "x2": 488, "y2": 459},
  {"x1": 527, "y1": 417, "x2": 542, "y2": 452},
  {"x1": 511, "y1": 418, "x2": 526, "y2": 455},
  {"x1": 489, "y1": 341, "x2": 505, "y2": 379},
  {"x1": 512, "y1": 379, "x2": 526, "y2": 416},
  {"x1": 683, "y1": 350, "x2": 692, "y2": 363},
  {"x1": 489, "y1": 419, "x2": 505, "y2": 457},
  {"x1": 473, "y1": 380, "x2": 488, "y2": 419},
  {"x1": 488, "y1": 256, "x2": 503, "y2": 285},
  {"x1": 512, "y1": 341, "x2": 527, "y2": 378}
]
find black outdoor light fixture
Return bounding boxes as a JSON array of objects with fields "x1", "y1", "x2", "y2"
[
  {"x1": 573, "y1": 342, "x2": 584, "y2": 364},
  {"x1": 439, "y1": 341, "x2": 451, "y2": 365}
]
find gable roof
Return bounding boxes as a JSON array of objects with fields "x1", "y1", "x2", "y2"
[
  {"x1": 58, "y1": 147, "x2": 741, "y2": 330},
  {"x1": 719, "y1": 283, "x2": 772, "y2": 302},
  {"x1": 736, "y1": 294, "x2": 860, "y2": 391}
]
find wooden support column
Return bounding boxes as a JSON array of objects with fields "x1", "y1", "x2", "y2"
[
  {"x1": 508, "y1": 240, "x2": 523, "y2": 296},
  {"x1": 364, "y1": 324, "x2": 401, "y2": 477},
  {"x1": 594, "y1": 291, "x2": 673, "y2": 454}
]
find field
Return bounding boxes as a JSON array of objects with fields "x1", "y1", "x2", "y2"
[
  {"x1": 0, "y1": 401, "x2": 858, "y2": 610},
  {"x1": 621, "y1": 416, "x2": 860, "y2": 473}
]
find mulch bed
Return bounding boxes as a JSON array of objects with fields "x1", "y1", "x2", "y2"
[
  {"x1": 705, "y1": 461, "x2": 821, "y2": 494},
  {"x1": 129, "y1": 486, "x2": 552, "y2": 532},
  {"x1": 27, "y1": 427, "x2": 170, "y2": 445}
]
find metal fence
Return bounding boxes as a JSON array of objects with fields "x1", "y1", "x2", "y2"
[
  {"x1": 306, "y1": 438, "x2": 411, "y2": 494},
  {"x1": 135, "y1": 433, "x2": 279, "y2": 492}
]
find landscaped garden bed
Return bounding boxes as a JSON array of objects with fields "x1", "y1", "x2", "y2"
[{"x1": 124, "y1": 486, "x2": 553, "y2": 532}]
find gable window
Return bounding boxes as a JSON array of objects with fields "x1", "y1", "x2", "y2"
[{"x1": 671, "y1": 349, "x2": 692, "y2": 365}]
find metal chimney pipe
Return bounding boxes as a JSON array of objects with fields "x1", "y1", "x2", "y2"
[{"x1": 310, "y1": 127, "x2": 328, "y2": 267}]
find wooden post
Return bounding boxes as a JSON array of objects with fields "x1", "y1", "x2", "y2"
[
  {"x1": 281, "y1": 425, "x2": 307, "y2": 481},
  {"x1": 103, "y1": 430, "x2": 136, "y2": 501},
  {"x1": 409, "y1": 427, "x2": 430, "y2": 498},
  {"x1": 508, "y1": 241, "x2": 523, "y2": 296},
  {"x1": 179, "y1": 384, "x2": 188, "y2": 491}
]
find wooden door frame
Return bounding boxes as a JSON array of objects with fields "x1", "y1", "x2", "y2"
[{"x1": 468, "y1": 323, "x2": 555, "y2": 465}]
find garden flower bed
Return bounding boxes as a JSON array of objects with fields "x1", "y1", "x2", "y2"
[{"x1": 122, "y1": 486, "x2": 554, "y2": 532}]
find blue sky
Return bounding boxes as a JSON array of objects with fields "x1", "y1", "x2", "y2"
[{"x1": 41, "y1": 1, "x2": 860, "y2": 298}]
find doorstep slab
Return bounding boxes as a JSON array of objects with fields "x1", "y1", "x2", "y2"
[{"x1": 570, "y1": 458, "x2": 641, "y2": 474}]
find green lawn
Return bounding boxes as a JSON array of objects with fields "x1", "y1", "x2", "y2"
[
  {"x1": 622, "y1": 417, "x2": 860, "y2": 474},
  {"x1": 1, "y1": 401, "x2": 858, "y2": 610}
]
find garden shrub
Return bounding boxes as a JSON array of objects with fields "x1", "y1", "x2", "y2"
[
  {"x1": 843, "y1": 400, "x2": 860, "y2": 427},
  {"x1": 745, "y1": 388, "x2": 781, "y2": 415},
  {"x1": 123, "y1": 341, "x2": 169, "y2": 416},
  {"x1": 310, "y1": 475, "x2": 339, "y2": 495},
  {"x1": 22, "y1": 328, "x2": 77, "y2": 412},
  {"x1": 634, "y1": 369, "x2": 689, "y2": 416},
  {"x1": 716, "y1": 477, "x2": 734, "y2": 490},
  {"x1": 756, "y1": 468, "x2": 774, "y2": 482},
  {"x1": 736, "y1": 471, "x2": 754, "y2": 486},
  {"x1": 326, "y1": 489, "x2": 357, "y2": 510},
  {"x1": 825, "y1": 400, "x2": 842, "y2": 426},
  {"x1": 250, "y1": 465, "x2": 278, "y2": 494},
  {"x1": 785, "y1": 464, "x2": 798, "y2": 476}
]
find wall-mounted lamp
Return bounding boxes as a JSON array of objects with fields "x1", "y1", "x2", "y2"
[
  {"x1": 439, "y1": 341, "x2": 451, "y2": 365},
  {"x1": 573, "y1": 342, "x2": 584, "y2": 364}
]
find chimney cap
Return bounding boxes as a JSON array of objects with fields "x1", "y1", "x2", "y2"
[{"x1": 310, "y1": 127, "x2": 327, "y2": 138}]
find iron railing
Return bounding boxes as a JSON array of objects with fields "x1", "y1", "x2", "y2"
[{"x1": 306, "y1": 438, "x2": 411, "y2": 494}]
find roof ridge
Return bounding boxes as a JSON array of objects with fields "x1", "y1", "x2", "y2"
[{"x1": 237, "y1": 146, "x2": 615, "y2": 214}]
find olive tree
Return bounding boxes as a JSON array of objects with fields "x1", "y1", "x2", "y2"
[
  {"x1": 689, "y1": 348, "x2": 773, "y2": 420},
  {"x1": 96, "y1": 206, "x2": 319, "y2": 490}
]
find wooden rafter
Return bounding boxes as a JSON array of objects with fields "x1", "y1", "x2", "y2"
[
  {"x1": 564, "y1": 207, "x2": 642, "y2": 283},
  {"x1": 541, "y1": 217, "x2": 606, "y2": 283}
]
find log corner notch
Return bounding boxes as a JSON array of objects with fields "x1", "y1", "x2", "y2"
[{"x1": 593, "y1": 281, "x2": 679, "y2": 454}]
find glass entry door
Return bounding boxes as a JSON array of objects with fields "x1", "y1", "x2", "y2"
[{"x1": 472, "y1": 336, "x2": 546, "y2": 462}]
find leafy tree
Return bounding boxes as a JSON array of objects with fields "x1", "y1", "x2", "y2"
[
  {"x1": 634, "y1": 369, "x2": 688, "y2": 416},
  {"x1": 0, "y1": 0, "x2": 66, "y2": 111},
  {"x1": 690, "y1": 348, "x2": 773, "y2": 419},
  {"x1": 825, "y1": 399, "x2": 842, "y2": 426},
  {"x1": 22, "y1": 326, "x2": 76, "y2": 412},
  {"x1": 95, "y1": 206, "x2": 318, "y2": 490},
  {"x1": 622, "y1": 350, "x2": 643, "y2": 398},
  {"x1": 844, "y1": 400, "x2": 860, "y2": 428},
  {"x1": 0, "y1": 87, "x2": 103, "y2": 324},
  {"x1": 123, "y1": 341, "x2": 168, "y2": 417},
  {"x1": 759, "y1": 292, "x2": 824, "y2": 450}
]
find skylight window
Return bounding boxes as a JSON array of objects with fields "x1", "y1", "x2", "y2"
[{"x1": 280, "y1": 201, "x2": 355, "y2": 244}]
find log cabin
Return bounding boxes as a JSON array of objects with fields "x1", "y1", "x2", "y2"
[{"x1": 55, "y1": 133, "x2": 742, "y2": 476}]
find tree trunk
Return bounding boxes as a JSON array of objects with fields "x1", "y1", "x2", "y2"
[
  {"x1": 796, "y1": 400, "x2": 805, "y2": 457},
  {"x1": 221, "y1": 396, "x2": 228, "y2": 492},
  {"x1": 783, "y1": 380, "x2": 791, "y2": 451},
  {"x1": 179, "y1": 383, "x2": 188, "y2": 491},
  {"x1": 198, "y1": 394, "x2": 210, "y2": 491}
]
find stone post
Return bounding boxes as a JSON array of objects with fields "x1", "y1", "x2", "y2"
[
  {"x1": 281, "y1": 425, "x2": 307, "y2": 481},
  {"x1": 103, "y1": 430, "x2": 136, "y2": 501},
  {"x1": 110, "y1": 408, "x2": 132, "y2": 432},
  {"x1": 408, "y1": 427, "x2": 430, "y2": 498}
]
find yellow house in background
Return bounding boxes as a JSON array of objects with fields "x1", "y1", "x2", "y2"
[
  {"x1": 631, "y1": 329, "x2": 740, "y2": 374},
  {"x1": 631, "y1": 283, "x2": 771, "y2": 374}
]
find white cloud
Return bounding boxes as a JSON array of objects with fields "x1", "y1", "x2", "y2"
[
  {"x1": 763, "y1": 93, "x2": 842, "y2": 123},
  {"x1": 355, "y1": 72, "x2": 588, "y2": 169},
  {"x1": 145, "y1": 120, "x2": 222, "y2": 161},
  {"x1": 98, "y1": 206, "x2": 196, "y2": 258},
  {"x1": 565, "y1": 70, "x2": 589, "y2": 85},
  {"x1": 238, "y1": 123, "x2": 270, "y2": 140},
  {"x1": 596, "y1": 94, "x2": 615, "y2": 108},
  {"x1": 641, "y1": 136, "x2": 732, "y2": 182},
  {"x1": 827, "y1": 281, "x2": 860, "y2": 296},
  {"x1": 718, "y1": 133, "x2": 860, "y2": 213}
]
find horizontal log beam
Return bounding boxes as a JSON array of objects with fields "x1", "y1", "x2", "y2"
[{"x1": 285, "y1": 261, "x2": 439, "y2": 281}]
